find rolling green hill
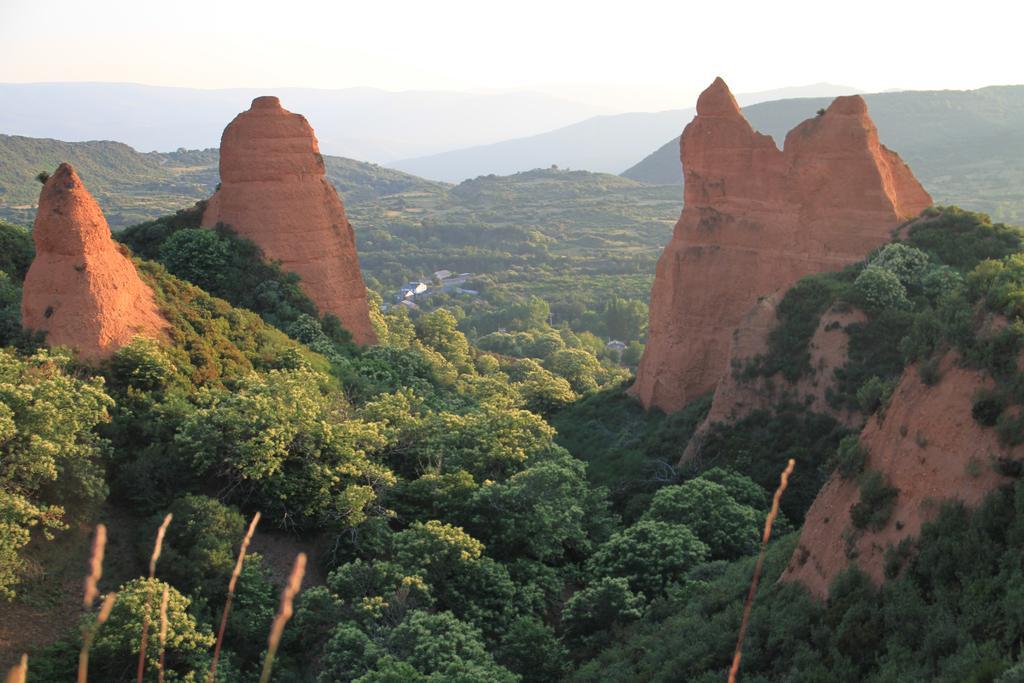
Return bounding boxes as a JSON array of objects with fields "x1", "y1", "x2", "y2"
[
  {"x1": 0, "y1": 134, "x2": 447, "y2": 228},
  {"x1": 0, "y1": 135, "x2": 680, "y2": 321},
  {"x1": 622, "y1": 85, "x2": 1024, "y2": 224}
]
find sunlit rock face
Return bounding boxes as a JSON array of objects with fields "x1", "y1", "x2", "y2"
[
  {"x1": 202, "y1": 96, "x2": 377, "y2": 345},
  {"x1": 631, "y1": 77, "x2": 931, "y2": 413},
  {"x1": 22, "y1": 163, "x2": 168, "y2": 360}
]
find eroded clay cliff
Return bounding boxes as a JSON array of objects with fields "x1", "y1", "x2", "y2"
[
  {"x1": 22, "y1": 163, "x2": 168, "y2": 360},
  {"x1": 782, "y1": 353, "x2": 1017, "y2": 598},
  {"x1": 202, "y1": 96, "x2": 377, "y2": 345},
  {"x1": 631, "y1": 77, "x2": 931, "y2": 413}
]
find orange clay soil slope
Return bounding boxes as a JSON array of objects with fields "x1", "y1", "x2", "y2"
[
  {"x1": 630, "y1": 77, "x2": 931, "y2": 413},
  {"x1": 202, "y1": 96, "x2": 377, "y2": 345},
  {"x1": 21, "y1": 163, "x2": 168, "y2": 361},
  {"x1": 681, "y1": 298, "x2": 866, "y2": 463},
  {"x1": 782, "y1": 352, "x2": 1019, "y2": 599}
]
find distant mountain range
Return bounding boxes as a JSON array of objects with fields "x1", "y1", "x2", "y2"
[
  {"x1": 4, "y1": 84, "x2": 1024, "y2": 228},
  {"x1": 623, "y1": 85, "x2": 1024, "y2": 223},
  {"x1": 0, "y1": 82, "x2": 611, "y2": 163},
  {"x1": 389, "y1": 84, "x2": 863, "y2": 181}
]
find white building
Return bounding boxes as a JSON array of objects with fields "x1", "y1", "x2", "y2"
[{"x1": 399, "y1": 281, "x2": 429, "y2": 300}]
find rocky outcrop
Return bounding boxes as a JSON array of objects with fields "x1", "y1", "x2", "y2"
[
  {"x1": 202, "y1": 96, "x2": 377, "y2": 345},
  {"x1": 782, "y1": 353, "x2": 1017, "y2": 598},
  {"x1": 22, "y1": 163, "x2": 168, "y2": 360},
  {"x1": 631, "y1": 77, "x2": 931, "y2": 413},
  {"x1": 681, "y1": 299, "x2": 866, "y2": 462}
]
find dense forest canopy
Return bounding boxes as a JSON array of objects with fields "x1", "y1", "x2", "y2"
[{"x1": 4, "y1": 183, "x2": 1024, "y2": 681}]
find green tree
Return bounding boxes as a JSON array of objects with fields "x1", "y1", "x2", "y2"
[
  {"x1": 621, "y1": 341, "x2": 644, "y2": 366},
  {"x1": 88, "y1": 578, "x2": 215, "y2": 681},
  {"x1": 854, "y1": 266, "x2": 911, "y2": 311},
  {"x1": 158, "y1": 228, "x2": 232, "y2": 294},
  {"x1": 869, "y1": 243, "x2": 930, "y2": 287},
  {"x1": 411, "y1": 406, "x2": 557, "y2": 480},
  {"x1": 416, "y1": 309, "x2": 473, "y2": 373},
  {"x1": 0, "y1": 349, "x2": 112, "y2": 598},
  {"x1": 0, "y1": 270, "x2": 23, "y2": 347},
  {"x1": 544, "y1": 348, "x2": 605, "y2": 394},
  {"x1": 561, "y1": 577, "x2": 645, "y2": 657},
  {"x1": 587, "y1": 519, "x2": 709, "y2": 597},
  {"x1": 466, "y1": 454, "x2": 592, "y2": 562},
  {"x1": 0, "y1": 220, "x2": 33, "y2": 282},
  {"x1": 603, "y1": 298, "x2": 648, "y2": 342},
  {"x1": 108, "y1": 337, "x2": 178, "y2": 392},
  {"x1": 143, "y1": 495, "x2": 244, "y2": 598},
  {"x1": 512, "y1": 359, "x2": 577, "y2": 415},
  {"x1": 642, "y1": 478, "x2": 761, "y2": 560},
  {"x1": 496, "y1": 616, "x2": 569, "y2": 682},
  {"x1": 176, "y1": 368, "x2": 394, "y2": 528},
  {"x1": 386, "y1": 610, "x2": 517, "y2": 681}
]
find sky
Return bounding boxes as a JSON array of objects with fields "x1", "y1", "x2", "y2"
[{"x1": 1, "y1": 0, "x2": 1022, "y2": 111}]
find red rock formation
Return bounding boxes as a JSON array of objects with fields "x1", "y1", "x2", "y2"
[
  {"x1": 631, "y1": 78, "x2": 931, "y2": 412},
  {"x1": 782, "y1": 353, "x2": 1017, "y2": 598},
  {"x1": 202, "y1": 96, "x2": 377, "y2": 345},
  {"x1": 22, "y1": 163, "x2": 168, "y2": 360}
]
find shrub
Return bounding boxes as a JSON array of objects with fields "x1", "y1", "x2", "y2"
[
  {"x1": 747, "y1": 275, "x2": 843, "y2": 382},
  {"x1": 142, "y1": 494, "x2": 245, "y2": 598},
  {"x1": 850, "y1": 470, "x2": 899, "y2": 531},
  {"x1": 870, "y1": 243, "x2": 930, "y2": 287},
  {"x1": 996, "y1": 409, "x2": 1024, "y2": 446},
  {"x1": 107, "y1": 337, "x2": 177, "y2": 392},
  {"x1": 561, "y1": 577, "x2": 645, "y2": 657},
  {"x1": 972, "y1": 389, "x2": 1006, "y2": 427},
  {"x1": 856, "y1": 376, "x2": 896, "y2": 414},
  {"x1": 853, "y1": 266, "x2": 910, "y2": 311},
  {"x1": 829, "y1": 435, "x2": 868, "y2": 480}
]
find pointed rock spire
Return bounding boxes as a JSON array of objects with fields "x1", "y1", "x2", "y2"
[
  {"x1": 202, "y1": 96, "x2": 377, "y2": 345},
  {"x1": 630, "y1": 79, "x2": 932, "y2": 414},
  {"x1": 695, "y1": 76, "x2": 742, "y2": 116},
  {"x1": 22, "y1": 164, "x2": 168, "y2": 360}
]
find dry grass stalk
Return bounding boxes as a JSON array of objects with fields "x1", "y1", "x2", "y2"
[
  {"x1": 728, "y1": 458, "x2": 795, "y2": 683},
  {"x1": 83, "y1": 524, "x2": 107, "y2": 608},
  {"x1": 158, "y1": 586, "x2": 170, "y2": 683},
  {"x1": 78, "y1": 522, "x2": 116, "y2": 683},
  {"x1": 149, "y1": 513, "x2": 173, "y2": 578},
  {"x1": 138, "y1": 513, "x2": 173, "y2": 683},
  {"x1": 208, "y1": 512, "x2": 261, "y2": 683},
  {"x1": 258, "y1": 552, "x2": 307, "y2": 683},
  {"x1": 4, "y1": 654, "x2": 27, "y2": 683},
  {"x1": 77, "y1": 592, "x2": 118, "y2": 683}
]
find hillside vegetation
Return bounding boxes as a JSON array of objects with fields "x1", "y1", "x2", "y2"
[{"x1": 5, "y1": 180, "x2": 1024, "y2": 681}]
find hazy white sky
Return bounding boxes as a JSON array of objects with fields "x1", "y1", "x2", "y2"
[{"x1": 1, "y1": 0, "x2": 1020, "y2": 111}]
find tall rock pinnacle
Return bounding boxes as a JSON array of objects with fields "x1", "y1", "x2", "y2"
[
  {"x1": 630, "y1": 78, "x2": 932, "y2": 413},
  {"x1": 22, "y1": 163, "x2": 168, "y2": 360},
  {"x1": 202, "y1": 96, "x2": 378, "y2": 345}
]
